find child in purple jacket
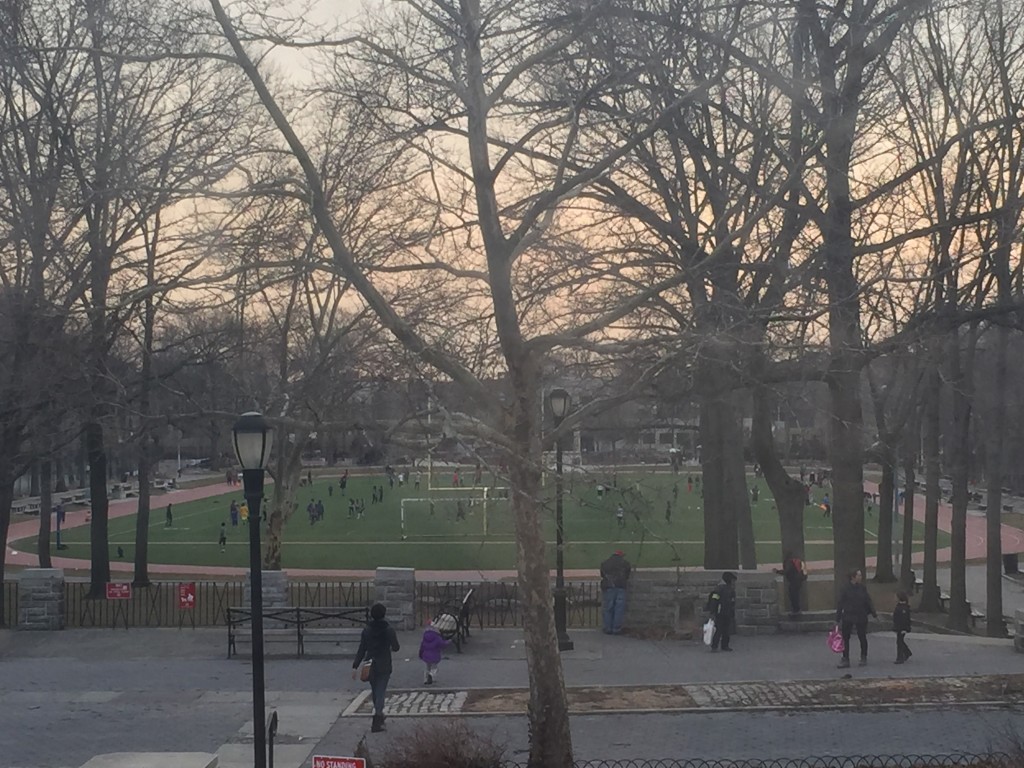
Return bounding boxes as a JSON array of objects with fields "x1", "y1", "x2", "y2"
[{"x1": 418, "y1": 621, "x2": 450, "y2": 685}]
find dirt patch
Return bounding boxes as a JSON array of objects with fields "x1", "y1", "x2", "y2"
[{"x1": 465, "y1": 685, "x2": 698, "y2": 713}]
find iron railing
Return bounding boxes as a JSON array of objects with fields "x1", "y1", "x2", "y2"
[
  {"x1": 414, "y1": 580, "x2": 602, "y2": 629},
  {"x1": 509, "y1": 756, "x2": 1017, "y2": 768},
  {"x1": 62, "y1": 580, "x2": 373, "y2": 629},
  {"x1": 64, "y1": 580, "x2": 245, "y2": 628},
  {"x1": 2, "y1": 580, "x2": 17, "y2": 627}
]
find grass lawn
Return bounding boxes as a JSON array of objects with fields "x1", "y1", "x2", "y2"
[{"x1": 12, "y1": 472, "x2": 948, "y2": 571}]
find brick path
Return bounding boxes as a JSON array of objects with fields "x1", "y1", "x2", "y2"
[{"x1": 348, "y1": 674, "x2": 1024, "y2": 717}]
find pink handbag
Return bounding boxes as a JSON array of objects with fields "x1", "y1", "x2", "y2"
[{"x1": 827, "y1": 625, "x2": 844, "y2": 654}]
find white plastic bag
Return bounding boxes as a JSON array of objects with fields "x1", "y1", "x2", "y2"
[{"x1": 702, "y1": 618, "x2": 715, "y2": 646}]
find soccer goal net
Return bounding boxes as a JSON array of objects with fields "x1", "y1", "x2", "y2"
[{"x1": 399, "y1": 487, "x2": 510, "y2": 540}]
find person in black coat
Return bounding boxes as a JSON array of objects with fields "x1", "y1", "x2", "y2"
[
  {"x1": 352, "y1": 603, "x2": 401, "y2": 732},
  {"x1": 835, "y1": 569, "x2": 877, "y2": 668},
  {"x1": 893, "y1": 591, "x2": 913, "y2": 664},
  {"x1": 708, "y1": 572, "x2": 737, "y2": 651}
]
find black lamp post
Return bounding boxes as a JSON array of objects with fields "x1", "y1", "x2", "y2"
[
  {"x1": 232, "y1": 411, "x2": 274, "y2": 768},
  {"x1": 548, "y1": 388, "x2": 574, "y2": 652}
]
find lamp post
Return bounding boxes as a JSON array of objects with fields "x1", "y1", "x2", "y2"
[
  {"x1": 232, "y1": 411, "x2": 274, "y2": 768},
  {"x1": 548, "y1": 388, "x2": 574, "y2": 652}
]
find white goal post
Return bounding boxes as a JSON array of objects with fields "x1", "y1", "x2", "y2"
[{"x1": 399, "y1": 486, "x2": 509, "y2": 540}]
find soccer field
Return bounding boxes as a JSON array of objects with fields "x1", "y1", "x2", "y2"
[{"x1": 13, "y1": 471, "x2": 948, "y2": 571}]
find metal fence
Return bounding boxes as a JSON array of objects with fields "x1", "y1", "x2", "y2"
[
  {"x1": 2, "y1": 581, "x2": 17, "y2": 627},
  {"x1": 509, "y1": 756, "x2": 1017, "y2": 768},
  {"x1": 64, "y1": 580, "x2": 245, "y2": 628},
  {"x1": 414, "y1": 580, "x2": 602, "y2": 629},
  {"x1": 9, "y1": 578, "x2": 602, "y2": 630},
  {"x1": 288, "y1": 580, "x2": 374, "y2": 609}
]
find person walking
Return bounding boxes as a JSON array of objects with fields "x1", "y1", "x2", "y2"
[
  {"x1": 708, "y1": 572, "x2": 737, "y2": 652},
  {"x1": 775, "y1": 552, "x2": 807, "y2": 617},
  {"x1": 893, "y1": 591, "x2": 913, "y2": 664},
  {"x1": 615, "y1": 503, "x2": 625, "y2": 528},
  {"x1": 836, "y1": 568, "x2": 877, "y2": 668},
  {"x1": 418, "y1": 620, "x2": 450, "y2": 685},
  {"x1": 352, "y1": 603, "x2": 401, "y2": 733},
  {"x1": 218, "y1": 522, "x2": 227, "y2": 553},
  {"x1": 599, "y1": 549, "x2": 631, "y2": 634},
  {"x1": 165, "y1": 503, "x2": 173, "y2": 528}
]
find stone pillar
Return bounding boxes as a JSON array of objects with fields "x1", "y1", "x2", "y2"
[
  {"x1": 375, "y1": 567, "x2": 416, "y2": 630},
  {"x1": 242, "y1": 570, "x2": 290, "y2": 608},
  {"x1": 1014, "y1": 610, "x2": 1024, "y2": 653},
  {"x1": 18, "y1": 568, "x2": 65, "y2": 630}
]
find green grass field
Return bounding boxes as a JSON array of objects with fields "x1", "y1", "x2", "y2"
[{"x1": 13, "y1": 472, "x2": 948, "y2": 571}]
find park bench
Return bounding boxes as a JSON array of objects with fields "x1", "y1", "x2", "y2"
[
  {"x1": 12, "y1": 498, "x2": 41, "y2": 515},
  {"x1": 433, "y1": 588, "x2": 474, "y2": 652},
  {"x1": 227, "y1": 606, "x2": 369, "y2": 659},
  {"x1": 296, "y1": 606, "x2": 368, "y2": 657}
]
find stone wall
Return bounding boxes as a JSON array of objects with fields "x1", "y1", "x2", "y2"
[
  {"x1": 375, "y1": 567, "x2": 416, "y2": 630},
  {"x1": 18, "y1": 568, "x2": 65, "y2": 630},
  {"x1": 242, "y1": 570, "x2": 290, "y2": 609},
  {"x1": 624, "y1": 570, "x2": 780, "y2": 638}
]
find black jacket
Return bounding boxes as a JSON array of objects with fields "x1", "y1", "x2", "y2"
[
  {"x1": 892, "y1": 602, "x2": 912, "y2": 633},
  {"x1": 709, "y1": 581, "x2": 736, "y2": 623},
  {"x1": 352, "y1": 618, "x2": 400, "y2": 676},
  {"x1": 600, "y1": 554, "x2": 631, "y2": 590},
  {"x1": 781, "y1": 558, "x2": 807, "y2": 584},
  {"x1": 836, "y1": 582, "x2": 877, "y2": 624}
]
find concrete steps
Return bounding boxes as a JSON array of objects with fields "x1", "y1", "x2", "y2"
[{"x1": 778, "y1": 610, "x2": 836, "y2": 634}]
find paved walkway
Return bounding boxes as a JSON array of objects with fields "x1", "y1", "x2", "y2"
[
  {"x1": 6, "y1": 480, "x2": 1024, "y2": 580},
  {"x1": 2, "y1": 627, "x2": 1023, "y2": 767}
]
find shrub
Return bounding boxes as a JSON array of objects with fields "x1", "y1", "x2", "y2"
[{"x1": 375, "y1": 720, "x2": 507, "y2": 768}]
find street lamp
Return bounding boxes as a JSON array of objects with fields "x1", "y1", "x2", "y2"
[
  {"x1": 232, "y1": 411, "x2": 274, "y2": 768},
  {"x1": 548, "y1": 388, "x2": 574, "y2": 652}
]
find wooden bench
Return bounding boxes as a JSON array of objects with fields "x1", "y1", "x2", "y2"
[
  {"x1": 228, "y1": 606, "x2": 369, "y2": 658},
  {"x1": 12, "y1": 498, "x2": 41, "y2": 515},
  {"x1": 433, "y1": 588, "x2": 474, "y2": 653}
]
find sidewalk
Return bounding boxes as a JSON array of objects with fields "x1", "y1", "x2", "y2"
[{"x1": 2, "y1": 626, "x2": 1024, "y2": 767}]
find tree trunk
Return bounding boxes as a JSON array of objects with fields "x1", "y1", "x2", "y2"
[
  {"x1": 133, "y1": 444, "x2": 151, "y2": 586},
  {"x1": 945, "y1": 333, "x2": 973, "y2": 633},
  {"x1": 730, "y1": 391, "x2": 756, "y2": 570},
  {"x1": 828, "y1": 365, "x2": 866, "y2": 597},
  {"x1": 506, "y1": 382, "x2": 572, "y2": 768},
  {"x1": 265, "y1": 438, "x2": 306, "y2": 570},
  {"x1": 919, "y1": 366, "x2": 942, "y2": 613},
  {"x1": 700, "y1": 395, "x2": 738, "y2": 569},
  {"x1": 752, "y1": 384, "x2": 806, "y2": 561},
  {"x1": 985, "y1": 324, "x2": 1008, "y2": 637},
  {"x1": 87, "y1": 420, "x2": 111, "y2": 597},
  {"x1": 900, "y1": 457, "x2": 916, "y2": 593},
  {"x1": 0, "y1": 472, "x2": 13, "y2": 627},
  {"x1": 37, "y1": 460, "x2": 52, "y2": 568},
  {"x1": 873, "y1": 458, "x2": 896, "y2": 582}
]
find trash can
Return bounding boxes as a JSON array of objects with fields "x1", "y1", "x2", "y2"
[{"x1": 1004, "y1": 553, "x2": 1019, "y2": 575}]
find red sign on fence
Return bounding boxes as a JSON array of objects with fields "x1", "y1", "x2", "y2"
[
  {"x1": 178, "y1": 582, "x2": 196, "y2": 610},
  {"x1": 105, "y1": 583, "x2": 132, "y2": 600},
  {"x1": 312, "y1": 757, "x2": 365, "y2": 768}
]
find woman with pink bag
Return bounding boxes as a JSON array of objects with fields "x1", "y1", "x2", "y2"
[{"x1": 833, "y1": 569, "x2": 877, "y2": 668}]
